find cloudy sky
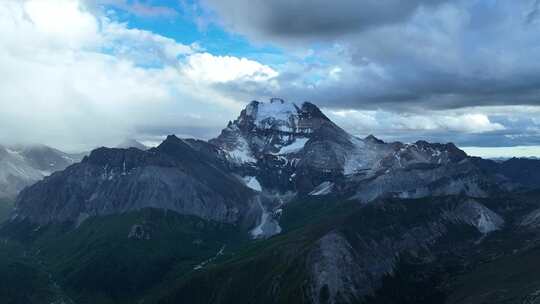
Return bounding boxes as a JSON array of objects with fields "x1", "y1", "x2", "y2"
[{"x1": 1, "y1": 0, "x2": 540, "y2": 156}]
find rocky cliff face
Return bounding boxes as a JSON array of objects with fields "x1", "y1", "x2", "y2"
[
  {"x1": 306, "y1": 197, "x2": 505, "y2": 303},
  {"x1": 14, "y1": 136, "x2": 256, "y2": 225}
]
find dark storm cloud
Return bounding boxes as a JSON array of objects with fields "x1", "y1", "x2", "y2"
[
  {"x1": 203, "y1": 0, "x2": 540, "y2": 111},
  {"x1": 202, "y1": 0, "x2": 448, "y2": 40},
  {"x1": 291, "y1": 72, "x2": 540, "y2": 111}
]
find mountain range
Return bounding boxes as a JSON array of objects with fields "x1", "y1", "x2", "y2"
[
  {"x1": 2, "y1": 99, "x2": 540, "y2": 304},
  {"x1": 0, "y1": 144, "x2": 84, "y2": 199},
  {"x1": 0, "y1": 139, "x2": 150, "y2": 200}
]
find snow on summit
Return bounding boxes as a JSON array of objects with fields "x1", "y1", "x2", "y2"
[{"x1": 249, "y1": 98, "x2": 298, "y2": 125}]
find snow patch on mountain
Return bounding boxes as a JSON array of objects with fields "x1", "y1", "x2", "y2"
[
  {"x1": 250, "y1": 98, "x2": 299, "y2": 130},
  {"x1": 276, "y1": 137, "x2": 309, "y2": 155},
  {"x1": 243, "y1": 176, "x2": 262, "y2": 191},
  {"x1": 226, "y1": 136, "x2": 256, "y2": 164}
]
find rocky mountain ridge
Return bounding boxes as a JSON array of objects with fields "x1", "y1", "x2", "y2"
[
  {"x1": 212, "y1": 99, "x2": 509, "y2": 202},
  {"x1": 14, "y1": 136, "x2": 256, "y2": 225},
  {"x1": 9, "y1": 99, "x2": 540, "y2": 232}
]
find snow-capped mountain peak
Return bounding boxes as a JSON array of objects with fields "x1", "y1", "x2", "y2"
[
  {"x1": 211, "y1": 98, "x2": 333, "y2": 165},
  {"x1": 234, "y1": 98, "x2": 333, "y2": 134},
  {"x1": 209, "y1": 99, "x2": 489, "y2": 198},
  {"x1": 246, "y1": 98, "x2": 298, "y2": 126}
]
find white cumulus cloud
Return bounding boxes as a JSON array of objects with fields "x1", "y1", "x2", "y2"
[
  {"x1": 184, "y1": 53, "x2": 278, "y2": 83},
  {"x1": 327, "y1": 108, "x2": 505, "y2": 136},
  {"x1": 0, "y1": 0, "x2": 277, "y2": 151}
]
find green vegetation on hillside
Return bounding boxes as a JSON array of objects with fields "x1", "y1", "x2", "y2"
[
  {"x1": 1, "y1": 208, "x2": 249, "y2": 304},
  {"x1": 2, "y1": 192, "x2": 540, "y2": 303},
  {"x1": 446, "y1": 246, "x2": 540, "y2": 304},
  {"x1": 0, "y1": 241, "x2": 56, "y2": 304}
]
